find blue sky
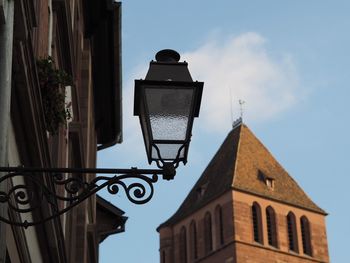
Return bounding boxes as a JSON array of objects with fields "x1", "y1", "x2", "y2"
[{"x1": 98, "y1": 1, "x2": 350, "y2": 262}]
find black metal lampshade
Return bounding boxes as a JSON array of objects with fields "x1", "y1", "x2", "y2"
[{"x1": 134, "y1": 49, "x2": 203, "y2": 167}]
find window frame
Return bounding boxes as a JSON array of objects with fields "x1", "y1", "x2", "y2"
[
  {"x1": 266, "y1": 206, "x2": 278, "y2": 248},
  {"x1": 189, "y1": 220, "x2": 198, "y2": 260},
  {"x1": 287, "y1": 212, "x2": 299, "y2": 253},
  {"x1": 215, "y1": 205, "x2": 225, "y2": 246},
  {"x1": 179, "y1": 226, "x2": 187, "y2": 263},
  {"x1": 300, "y1": 216, "x2": 312, "y2": 256},
  {"x1": 252, "y1": 202, "x2": 264, "y2": 244},
  {"x1": 204, "y1": 212, "x2": 213, "y2": 254}
]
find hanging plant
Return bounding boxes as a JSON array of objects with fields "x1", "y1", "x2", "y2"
[{"x1": 36, "y1": 57, "x2": 73, "y2": 134}]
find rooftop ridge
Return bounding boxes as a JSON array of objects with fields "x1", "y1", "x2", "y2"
[{"x1": 232, "y1": 117, "x2": 243, "y2": 129}]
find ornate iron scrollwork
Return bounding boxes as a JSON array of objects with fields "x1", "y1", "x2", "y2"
[{"x1": 0, "y1": 166, "x2": 167, "y2": 228}]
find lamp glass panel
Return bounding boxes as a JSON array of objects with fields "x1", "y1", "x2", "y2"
[
  {"x1": 139, "y1": 98, "x2": 150, "y2": 156},
  {"x1": 152, "y1": 143, "x2": 186, "y2": 160},
  {"x1": 144, "y1": 86, "x2": 194, "y2": 141}
]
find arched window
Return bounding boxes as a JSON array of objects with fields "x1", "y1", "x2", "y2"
[
  {"x1": 266, "y1": 206, "x2": 278, "y2": 247},
  {"x1": 300, "y1": 216, "x2": 312, "y2": 256},
  {"x1": 179, "y1": 226, "x2": 187, "y2": 263},
  {"x1": 252, "y1": 202, "x2": 263, "y2": 244},
  {"x1": 189, "y1": 221, "x2": 198, "y2": 260},
  {"x1": 204, "y1": 212, "x2": 213, "y2": 254},
  {"x1": 215, "y1": 205, "x2": 224, "y2": 246},
  {"x1": 287, "y1": 212, "x2": 299, "y2": 253}
]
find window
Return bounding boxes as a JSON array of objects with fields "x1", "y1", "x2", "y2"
[
  {"x1": 189, "y1": 221, "x2": 198, "y2": 260},
  {"x1": 196, "y1": 183, "x2": 208, "y2": 199},
  {"x1": 287, "y1": 212, "x2": 299, "y2": 253},
  {"x1": 300, "y1": 216, "x2": 312, "y2": 256},
  {"x1": 179, "y1": 226, "x2": 187, "y2": 263},
  {"x1": 266, "y1": 206, "x2": 278, "y2": 247},
  {"x1": 5, "y1": 250, "x2": 11, "y2": 263},
  {"x1": 258, "y1": 170, "x2": 275, "y2": 190},
  {"x1": 162, "y1": 250, "x2": 166, "y2": 263},
  {"x1": 266, "y1": 178, "x2": 275, "y2": 189},
  {"x1": 204, "y1": 212, "x2": 213, "y2": 254},
  {"x1": 252, "y1": 202, "x2": 263, "y2": 244},
  {"x1": 215, "y1": 205, "x2": 224, "y2": 246}
]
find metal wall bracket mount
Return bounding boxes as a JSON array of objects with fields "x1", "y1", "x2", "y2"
[{"x1": 0, "y1": 166, "x2": 174, "y2": 228}]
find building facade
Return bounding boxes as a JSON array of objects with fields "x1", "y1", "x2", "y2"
[
  {"x1": 0, "y1": 0, "x2": 124, "y2": 262},
  {"x1": 158, "y1": 121, "x2": 329, "y2": 263}
]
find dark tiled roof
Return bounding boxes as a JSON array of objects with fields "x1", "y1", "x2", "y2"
[
  {"x1": 158, "y1": 125, "x2": 242, "y2": 229},
  {"x1": 158, "y1": 123, "x2": 325, "y2": 229},
  {"x1": 232, "y1": 125, "x2": 325, "y2": 214}
]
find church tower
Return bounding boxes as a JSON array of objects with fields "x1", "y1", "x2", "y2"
[{"x1": 157, "y1": 121, "x2": 329, "y2": 263}]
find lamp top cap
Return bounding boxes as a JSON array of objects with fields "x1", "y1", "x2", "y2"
[{"x1": 155, "y1": 49, "x2": 180, "y2": 62}]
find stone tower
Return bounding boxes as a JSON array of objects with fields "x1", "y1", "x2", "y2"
[{"x1": 157, "y1": 121, "x2": 329, "y2": 263}]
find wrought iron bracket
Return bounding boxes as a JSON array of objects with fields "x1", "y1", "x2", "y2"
[{"x1": 0, "y1": 166, "x2": 175, "y2": 228}]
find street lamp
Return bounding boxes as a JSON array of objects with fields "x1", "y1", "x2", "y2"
[
  {"x1": 0, "y1": 49, "x2": 203, "y2": 227},
  {"x1": 134, "y1": 49, "x2": 203, "y2": 179}
]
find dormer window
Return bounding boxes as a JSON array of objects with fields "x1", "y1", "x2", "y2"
[
  {"x1": 196, "y1": 183, "x2": 208, "y2": 198},
  {"x1": 258, "y1": 170, "x2": 275, "y2": 190},
  {"x1": 266, "y1": 178, "x2": 275, "y2": 189}
]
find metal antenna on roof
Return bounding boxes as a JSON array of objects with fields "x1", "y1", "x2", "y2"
[
  {"x1": 231, "y1": 94, "x2": 245, "y2": 129},
  {"x1": 239, "y1": 99, "x2": 245, "y2": 119}
]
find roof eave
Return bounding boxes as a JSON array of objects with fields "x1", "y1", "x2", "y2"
[
  {"x1": 84, "y1": 0, "x2": 122, "y2": 150},
  {"x1": 96, "y1": 195, "x2": 128, "y2": 243},
  {"x1": 97, "y1": 1, "x2": 122, "y2": 150}
]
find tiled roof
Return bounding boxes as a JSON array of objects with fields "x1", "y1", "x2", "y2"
[{"x1": 158, "y1": 122, "x2": 325, "y2": 229}]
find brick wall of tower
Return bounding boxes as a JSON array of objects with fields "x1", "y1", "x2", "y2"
[
  {"x1": 159, "y1": 190, "x2": 329, "y2": 263},
  {"x1": 235, "y1": 242, "x2": 320, "y2": 263},
  {"x1": 311, "y1": 223, "x2": 329, "y2": 260},
  {"x1": 159, "y1": 191, "x2": 236, "y2": 263},
  {"x1": 232, "y1": 190, "x2": 329, "y2": 263},
  {"x1": 158, "y1": 125, "x2": 330, "y2": 263}
]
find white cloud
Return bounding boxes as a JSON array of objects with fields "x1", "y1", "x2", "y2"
[
  {"x1": 182, "y1": 32, "x2": 300, "y2": 134},
  {"x1": 113, "y1": 66, "x2": 149, "y2": 165},
  {"x1": 109, "y1": 32, "x2": 300, "y2": 164}
]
